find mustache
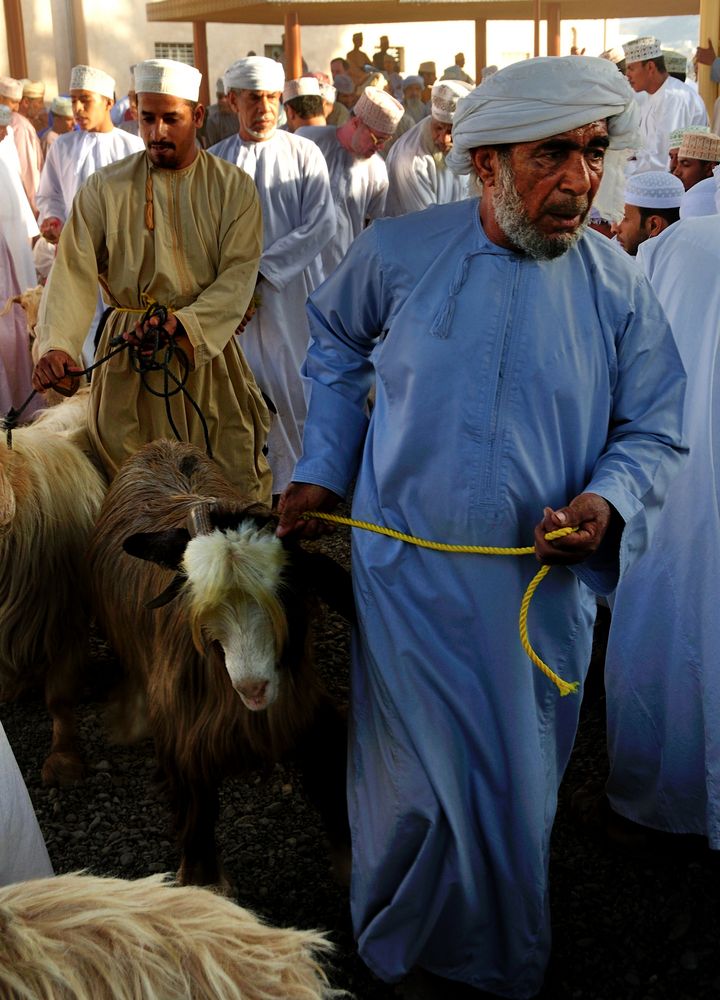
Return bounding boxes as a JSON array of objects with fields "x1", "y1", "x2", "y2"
[
  {"x1": 545, "y1": 198, "x2": 589, "y2": 217},
  {"x1": 150, "y1": 142, "x2": 175, "y2": 150}
]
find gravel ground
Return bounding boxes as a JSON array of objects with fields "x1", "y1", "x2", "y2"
[{"x1": 2, "y1": 527, "x2": 720, "y2": 999}]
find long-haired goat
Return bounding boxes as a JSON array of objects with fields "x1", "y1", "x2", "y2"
[
  {"x1": 0, "y1": 872, "x2": 344, "y2": 1000},
  {"x1": 0, "y1": 390, "x2": 106, "y2": 785},
  {"x1": 89, "y1": 440, "x2": 352, "y2": 887}
]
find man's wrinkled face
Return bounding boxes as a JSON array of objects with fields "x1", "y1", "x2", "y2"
[
  {"x1": 404, "y1": 84, "x2": 423, "y2": 103},
  {"x1": 612, "y1": 203, "x2": 648, "y2": 255},
  {"x1": 349, "y1": 116, "x2": 391, "y2": 157},
  {"x1": 54, "y1": 113, "x2": 75, "y2": 134},
  {"x1": 430, "y1": 118, "x2": 452, "y2": 154},
  {"x1": 229, "y1": 89, "x2": 281, "y2": 142},
  {"x1": 475, "y1": 120, "x2": 608, "y2": 260},
  {"x1": 138, "y1": 92, "x2": 203, "y2": 169},
  {"x1": 71, "y1": 89, "x2": 113, "y2": 131},
  {"x1": 217, "y1": 92, "x2": 230, "y2": 112},
  {"x1": 673, "y1": 156, "x2": 715, "y2": 190},
  {"x1": 0, "y1": 96, "x2": 19, "y2": 113}
]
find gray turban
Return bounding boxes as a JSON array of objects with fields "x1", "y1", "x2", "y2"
[{"x1": 447, "y1": 55, "x2": 640, "y2": 175}]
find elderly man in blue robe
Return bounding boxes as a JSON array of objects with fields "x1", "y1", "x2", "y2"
[{"x1": 277, "y1": 56, "x2": 687, "y2": 1000}]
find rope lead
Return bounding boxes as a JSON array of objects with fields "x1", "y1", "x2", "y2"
[{"x1": 302, "y1": 511, "x2": 579, "y2": 697}]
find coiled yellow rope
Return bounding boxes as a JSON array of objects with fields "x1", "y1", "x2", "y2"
[{"x1": 303, "y1": 511, "x2": 579, "y2": 697}]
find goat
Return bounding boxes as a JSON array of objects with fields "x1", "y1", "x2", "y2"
[
  {"x1": 0, "y1": 872, "x2": 343, "y2": 1000},
  {"x1": 0, "y1": 390, "x2": 106, "y2": 785},
  {"x1": 89, "y1": 439, "x2": 352, "y2": 887}
]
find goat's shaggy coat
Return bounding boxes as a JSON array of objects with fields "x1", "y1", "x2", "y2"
[
  {"x1": 89, "y1": 440, "x2": 350, "y2": 886},
  {"x1": 0, "y1": 391, "x2": 106, "y2": 784},
  {"x1": 0, "y1": 872, "x2": 343, "y2": 1000}
]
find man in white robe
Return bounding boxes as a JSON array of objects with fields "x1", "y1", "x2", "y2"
[
  {"x1": 37, "y1": 65, "x2": 144, "y2": 364},
  {"x1": 0, "y1": 722, "x2": 53, "y2": 885},
  {"x1": 624, "y1": 37, "x2": 708, "y2": 173},
  {"x1": 282, "y1": 76, "x2": 326, "y2": 132},
  {"x1": 385, "y1": 79, "x2": 473, "y2": 217},
  {"x1": 673, "y1": 129, "x2": 720, "y2": 191},
  {"x1": 667, "y1": 123, "x2": 710, "y2": 172},
  {"x1": 0, "y1": 76, "x2": 43, "y2": 213},
  {"x1": 602, "y1": 213, "x2": 720, "y2": 851},
  {"x1": 209, "y1": 56, "x2": 335, "y2": 494},
  {"x1": 612, "y1": 170, "x2": 683, "y2": 255},
  {"x1": 299, "y1": 87, "x2": 404, "y2": 274}
]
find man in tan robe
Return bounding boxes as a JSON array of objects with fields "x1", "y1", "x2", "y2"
[{"x1": 32, "y1": 58, "x2": 271, "y2": 503}]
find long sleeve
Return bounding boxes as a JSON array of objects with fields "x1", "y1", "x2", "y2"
[
  {"x1": 258, "y1": 142, "x2": 335, "y2": 290},
  {"x1": 36, "y1": 140, "x2": 69, "y2": 223}
]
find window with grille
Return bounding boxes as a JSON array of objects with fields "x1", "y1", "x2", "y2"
[{"x1": 154, "y1": 42, "x2": 195, "y2": 65}]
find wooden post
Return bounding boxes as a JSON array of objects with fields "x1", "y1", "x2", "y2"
[
  {"x1": 474, "y1": 18, "x2": 487, "y2": 81},
  {"x1": 284, "y1": 11, "x2": 302, "y2": 80},
  {"x1": 547, "y1": 3, "x2": 561, "y2": 57},
  {"x1": 697, "y1": 0, "x2": 719, "y2": 119},
  {"x1": 534, "y1": 0, "x2": 542, "y2": 57},
  {"x1": 3, "y1": 0, "x2": 28, "y2": 78},
  {"x1": 193, "y1": 21, "x2": 210, "y2": 108}
]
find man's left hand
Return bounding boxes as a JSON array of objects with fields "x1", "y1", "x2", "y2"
[
  {"x1": 534, "y1": 492, "x2": 612, "y2": 565},
  {"x1": 124, "y1": 312, "x2": 180, "y2": 353}
]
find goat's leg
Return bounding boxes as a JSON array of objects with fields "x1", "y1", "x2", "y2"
[
  {"x1": 163, "y1": 763, "x2": 229, "y2": 890},
  {"x1": 294, "y1": 698, "x2": 351, "y2": 885},
  {"x1": 41, "y1": 643, "x2": 85, "y2": 787}
]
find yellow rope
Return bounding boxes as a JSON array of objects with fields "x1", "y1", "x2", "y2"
[{"x1": 303, "y1": 511, "x2": 579, "y2": 697}]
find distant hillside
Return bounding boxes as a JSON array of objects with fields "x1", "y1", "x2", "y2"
[{"x1": 619, "y1": 15, "x2": 700, "y2": 55}]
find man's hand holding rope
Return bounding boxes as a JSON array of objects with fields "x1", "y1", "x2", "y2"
[
  {"x1": 534, "y1": 492, "x2": 613, "y2": 564},
  {"x1": 32, "y1": 350, "x2": 83, "y2": 396},
  {"x1": 123, "y1": 311, "x2": 195, "y2": 368}
]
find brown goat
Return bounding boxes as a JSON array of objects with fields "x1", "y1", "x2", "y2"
[
  {"x1": 0, "y1": 391, "x2": 106, "y2": 785},
  {"x1": 88, "y1": 440, "x2": 352, "y2": 888}
]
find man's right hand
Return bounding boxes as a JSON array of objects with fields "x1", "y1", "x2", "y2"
[
  {"x1": 695, "y1": 39, "x2": 717, "y2": 66},
  {"x1": 40, "y1": 217, "x2": 63, "y2": 245},
  {"x1": 32, "y1": 350, "x2": 83, "y2": 396},
  {"x1": 276, "y1": 483, "x2": 342, "y2": 539}
]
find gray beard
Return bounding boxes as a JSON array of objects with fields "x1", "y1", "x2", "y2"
[{"x1": 493, "y1": 153, "x2": 588, "y2": 261}]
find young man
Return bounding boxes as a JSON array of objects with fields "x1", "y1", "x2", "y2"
[
  {"x1": 612, "y1": 170, "x2": 684, "y2": 255},
  {"x1": 32, "y1": 59, "x2": 271, "y2": 501}
]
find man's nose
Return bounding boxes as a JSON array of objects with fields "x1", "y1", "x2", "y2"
[{"x1": 559, "y1": 154, "x2": 592, "y2": 195}]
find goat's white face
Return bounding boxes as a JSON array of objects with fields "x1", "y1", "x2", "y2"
[{"x1": 182, "y1": 524, "x2": 288, "y2": 712}]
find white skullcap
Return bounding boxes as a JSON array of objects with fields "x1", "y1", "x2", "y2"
[
  {"x1": 622, "y1": 37, "x2": 663, "y2": 64},
  {"x1": 680, "y1": 176, "x2": 718, "y2": 218},
  {"x1": 0, "y1": 105, "x2": 11, "y2": 125},
  {"x1": 599, "y1": 47, "x2": 625, "y2": 64},
  {"x1": 669, "y1": 123, "x2": 710, "y2": 149},
  {"x1": 678, "y1": 131, "x2": 720, "y2": 162},
  {"x1": 283, "y1": 77, "x2": 320, "y2": 102},
  {"x1": 23, "y1": 79, "x2": 45, "y2": 98},
  {"x1": 224, "y1": 56, "x2": 284, "y2": 94},
  {"x1": 50, "y1": 96, "x2": 73, "y2": 116},
  {"x1": 333, "y1": 73, "x2": 355, "y2": 95},
  {"x1": 320, "y1": 83, "x2": 336, "y2": 104},
  {"x1": 448, "y1": 56, "x2": 640, "y2": 175},
  {"x1": 354, "y1": 87, "x2": 404, "y2": 134},
  {"x1": 134, "y1": 59, "x2": 201, "y2": 102},
  {"x1": 662, "y1": 50, "x2": 687, "y2": 73},
  {"x1": 0, "y1": 76, "x2": 23, "y2": 101},
  {"x1": 624, "y1": 170, "x2": 684, "y2": 209},
  {"x1": 431, "y1": 79, "x2": 473, "y2": 124},
  {"x1": 70, "y1": 65, "x2": 115, "y2": 100}
]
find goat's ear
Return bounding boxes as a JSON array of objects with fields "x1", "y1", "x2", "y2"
[
  {"x1": 291, "y1": 548, "x2": 356, "y2": 624},
  {"x1": 122, "y1": 528, "x2": 191, "y2": 570}
]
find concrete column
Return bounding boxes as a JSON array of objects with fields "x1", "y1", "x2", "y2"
[
  {"x1": 3, "y1": 0, "x2": 27, "y2": 78},
  {"x1": 193, "y1": 21, "x2": 210, "y2": 107},
  {"x1": 284, "y1": 11, "x2": 302, "y2": 80},
  {"x1": 698, "y1": 0, "x2": 719, "y2": 118},
  {"x1": 475, "y1": 18, "x2": 487, "y2": 80},
  {"x1": 547, "y1": 3, "x2": 561, "y2": 57},
  {"x1": 50, "y1": 0, "x2": 88, "y2": 93}
]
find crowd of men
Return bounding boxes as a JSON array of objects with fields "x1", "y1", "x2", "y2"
[{"x1": 1, "y1": 31, "x2": 720, "y2": 1000}]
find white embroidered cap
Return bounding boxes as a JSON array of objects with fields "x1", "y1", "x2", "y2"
[
  {"x1": 624, "y1": 170, "x2": 684, "y2": 209},
  {"x1": 224, "y1": 56, "x2": 285, "y2": 94},
  {"x1": 354, "y1": 87, "x2": 404, "y2": 134},
  {"x1": 70, "y1": 65, "x2": 116, "y2": 100},
  {"x1": 662, "y1": 50, "x2": 688, "y2": 73},
  {"x1": 0, "y1": 76, "x2": 23, "y2": 101},
  {"x1": 282, "y1": 77, "x2": 321, "y2": 102},
  {"x1": 622, "y1": 37, "x2": 663, "y2": 65},
  {"x1": 431, "y1": 79, "x2": 474, "y2": 124},
  {"x1": 22, "y1": 80, "x2": 45, "y2": 98},
  {"x1": 134, "y1": 60, "x2": 202, "y2": 102},
  {"x1": 599, "y1": 47, "x2": 625, "y2": 64},
  {"x1": 333, "y1": 74, "x2": 355, "y2": 95},
  {"x1": 50, "y1": 96, "x2": 74, "y2": 117},
  {"x1": 669, "y1": 124, "x2": 710, "y2": 149},
  {"x1": 678, "y1": 131, "x2": 720, "y2": 162}
]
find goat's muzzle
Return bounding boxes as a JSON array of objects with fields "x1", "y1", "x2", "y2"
[{"x1": 235, "y1": 679, "x2": 270, "y2": 712}]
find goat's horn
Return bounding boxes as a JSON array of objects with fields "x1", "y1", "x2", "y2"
[{"x1": 188, "y1": 503, "x2": 214, "y2": 537}]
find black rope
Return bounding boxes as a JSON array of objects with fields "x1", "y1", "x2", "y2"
[{"x1": 1, "y1": 303, "x2": 212, "y2": 456}]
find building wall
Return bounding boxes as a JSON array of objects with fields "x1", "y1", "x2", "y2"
[{"x1": 1, "y1": 2, "x2": 620, "y2": 101}]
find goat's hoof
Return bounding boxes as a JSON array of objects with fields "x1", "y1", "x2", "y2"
[
  {"x1": 41, "y1": 752, "x2": 85, "y2": 787},
  {"x1": 177, "y1": 860, "x2": 234, "y2": 896}
]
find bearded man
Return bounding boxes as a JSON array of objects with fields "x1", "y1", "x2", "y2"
[
  {"x1": 385, "y1": 79, "x2": 472, "y2": 216},
  {"x1": 209, "y1": 56, "x2": 335, "y2": 495},
  {"x1": 276, "y1": 56, "x2": 687, "y2": 999},
  {"x1": 32, "y1": 59, "x2": 271, "y2": 502}
]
